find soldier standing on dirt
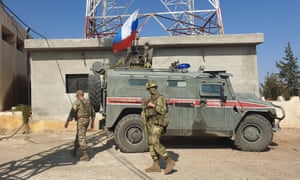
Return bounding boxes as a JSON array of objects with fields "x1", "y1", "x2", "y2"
[
  {"x1": 142, "y1": 80, "x2": 175, "y2": 174},
  {"x1": 65, "y1": 90, "x2": 95, "y2": 161}
]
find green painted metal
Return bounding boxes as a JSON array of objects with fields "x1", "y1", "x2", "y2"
[{"x1": 97, "y1": 67, "x2": 283, "y2": 138}]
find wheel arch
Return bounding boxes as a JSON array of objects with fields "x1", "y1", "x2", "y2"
[
  {"x1": 235, "y1": 111, "x2": 274, "y2": 132},
  {"x1": 108, "y1": 107, "x2": 142, "y2": 131}
]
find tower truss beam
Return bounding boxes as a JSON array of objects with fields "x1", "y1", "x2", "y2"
[{"x1": 85, "y1": 0, "x2": 224, "y2": 38}]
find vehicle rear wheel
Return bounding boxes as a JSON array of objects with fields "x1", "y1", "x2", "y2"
[
  {"x1": 234, "y1": 114, "x2": 273, "y2": 152},
  {"x1": 114, "y1": 114, "x2": 148, "y2": 153}
]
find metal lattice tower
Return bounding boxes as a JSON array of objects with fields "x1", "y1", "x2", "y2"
[
  {"x1": 85, "y1": 0, "x2": 134, "y2": 38},
  {"x1": 85, "y1": 0, "x2": 224, "y2": 38}
]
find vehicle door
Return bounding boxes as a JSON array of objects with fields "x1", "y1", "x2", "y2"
[
  {"x1": 196, "y1": 79, "x2": 227, "y2": 130},
  {"x1": 164, "y1": 79, "x2": 195, "y2": 136}
]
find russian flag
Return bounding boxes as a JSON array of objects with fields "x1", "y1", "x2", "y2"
[{"x1": 113, "y1": 10, "x2": 139, "y2": 53}]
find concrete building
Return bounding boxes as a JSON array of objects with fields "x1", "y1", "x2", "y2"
[
  {"x1": 25, "y1": 33, "x2": 264, "y2": 122},
  {"x1": 0, "y1": 3, "x2": 30, "y2": 111}
]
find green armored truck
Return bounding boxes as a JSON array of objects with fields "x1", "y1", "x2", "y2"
[{"x1": 88, "y1": 61, "x2": 285, "y2": 153}]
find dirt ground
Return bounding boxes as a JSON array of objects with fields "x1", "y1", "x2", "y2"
[{"x1": 0, "y1": 128, "x2": 300, "y2": 180}]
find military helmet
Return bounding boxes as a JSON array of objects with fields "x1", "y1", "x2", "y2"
[{"x1": 145, "y1": 80, "x2": 158, "y2": 89}]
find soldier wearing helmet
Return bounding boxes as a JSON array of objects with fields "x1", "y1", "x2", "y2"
[
  {"x1": 145, "y1": 80, "x2": 157, "y2": 89},
  {"x1": 65, "y1": 89, "x2": 95, "y2": 161},
  {"x1": 142, "y1": 80, "x2": 175, "y2": 174}
]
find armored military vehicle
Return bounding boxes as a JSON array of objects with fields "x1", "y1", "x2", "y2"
[{"x1": 88, "y1": 52, "x2": 285, "y2": 153}]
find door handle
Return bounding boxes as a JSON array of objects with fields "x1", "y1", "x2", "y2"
[{"x1": 200, "y1": 100, "x2": 207, "y2": 108}]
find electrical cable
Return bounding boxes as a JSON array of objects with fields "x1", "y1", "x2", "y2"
[
  {"x1": 55, "y1": 56, "x2": 73, "y2": 105},
  {"x1": 1, "y1": 0, "x2": 73, "y2": 105},
  {"x1": 0, "y1": 1, "x2": 47, "y2": 39},
  {"x1": 0, "y1": 1, "x2": 74, "y2": 140}
]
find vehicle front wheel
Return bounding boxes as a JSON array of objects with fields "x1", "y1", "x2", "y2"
[
  {"x1": 114, "y1": 114, "x2": 148, "y2": 153},
  {"x1": 234, "y1": 114, "x2": 273, "y2": 152}
]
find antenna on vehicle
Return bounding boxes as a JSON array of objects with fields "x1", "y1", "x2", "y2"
[
  {"x1": 198, "y1": 50, "x2": 206, "y2": 72},
  {"x1": 201, "y1": 50, "x2": 206, "y2": 63},
  {"x1": 198, "y1": 65, "x2": 205, "y2": 72}
]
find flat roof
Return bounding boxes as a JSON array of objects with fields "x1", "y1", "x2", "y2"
[{"x1": 25, "y1": 33, "x2": 264, "y2": 51}]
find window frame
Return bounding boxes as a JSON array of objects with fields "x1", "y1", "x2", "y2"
[
  {"x1": 65, "y1": 74, "x2": 89, "y2": 93},
  {"x1": 1, "y1": 25, "x2": 14, "y2": 44},
  {"x1": 128, "y1": 78, "x2": 148, "y2": 87},
  {"x1": 16, "y1": 37, "x2": 24, "y2": 52},
  {"x1": 200, "y1": 83, "x2": 223, "y2": 97},
  {"x1": 167, "y1": 80, "x2": 187, "y2": 88}
]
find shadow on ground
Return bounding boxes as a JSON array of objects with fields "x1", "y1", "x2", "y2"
[
  {"x1": 161, "y1": 135, "x2": 275, "y2": 152},
  {"x1": 0, "y1": 131, "x2": 113, "y2": 179},
  {"x1": 161, "y1": 135, "x2": 234, "y2": 149}
]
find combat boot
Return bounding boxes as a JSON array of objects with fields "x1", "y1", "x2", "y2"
[
  {"x1": 164, "y1": 157, "x2": 175, "y2": 175},
  {"x1": 80, "y1": 150, "x2": 89, "y2": 161},
  {"x1": 145, "y1": 160, "x2": 161, "y2": 172}
]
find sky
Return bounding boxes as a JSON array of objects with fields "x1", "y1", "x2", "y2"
[{"x1": 2, "y1": 0, "x2": 300, "y2": 83}]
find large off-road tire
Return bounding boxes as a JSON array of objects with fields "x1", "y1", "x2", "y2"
[
  {"x1": 234, "y1": 114, "x2": 273, "y2": 152},
  {"x1": 88, "y1": 74, "x2": 102, "y2": 112},
  {"x1": 114, "y1": 114, "x2": 148, "y2": 153}
]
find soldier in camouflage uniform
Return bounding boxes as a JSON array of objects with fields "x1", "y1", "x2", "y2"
[
  {"x1": 142, "y1": 80, "x2": 175, "y2": 174},
  {"x1": 143, "y1": 42, "x2": 152, "y2": 69},
  {"x1": 65, "y1": 90, "x2": 95, "y2": 161}
]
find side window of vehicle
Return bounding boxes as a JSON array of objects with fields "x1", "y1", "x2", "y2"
[
  {"x1": 201, "y1": 84, "x2": 222, "y2": 97},
  {"x1": 128, "y1": 79, "x2": 148, "y2": 87},
  {"x1": 167, "y1": 80, "x2": 187, "y2": 88}
]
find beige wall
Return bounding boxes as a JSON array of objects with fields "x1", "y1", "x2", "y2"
[
  {"x1": 25, "y1": 34, "x2": 263, "y2": 121},
  {"x1": 0, "y1": 5, "x2": 29, "y2": 111},
  {"x1": 270, "y1": 96, "x2": 300, "y2": 128}
]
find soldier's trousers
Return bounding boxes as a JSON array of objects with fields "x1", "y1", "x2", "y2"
[
  {"x1": 74, "y1": 118, "x2": 90, "y2": 151},
  {"x1": 147, "y1": 123, "x2": 169, "y2": 161}
]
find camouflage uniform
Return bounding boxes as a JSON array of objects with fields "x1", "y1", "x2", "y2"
[
  {"x1": 144, "y1": 80, "x2": 175, "y2": 174},
  {"x1": 71, "y1": 98, "x2": 95, "y2": 151},
  {"x1": 143, "y1": 42, "x2": 152, "y2": 69},
  {"x1": 145, "y1": 93, "x2": 169, "y2": 160}
]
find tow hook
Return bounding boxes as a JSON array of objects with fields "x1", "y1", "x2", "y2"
[{"x1": 271, "y1": 103, "x2": 286, "y2": 131}]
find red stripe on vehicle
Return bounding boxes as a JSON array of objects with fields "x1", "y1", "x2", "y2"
[
  {"x1": 106, "y1": 97, "x2": 270, "y2": 109},
  {"x1": 107, "y1": 97, "x2": 142, "y2": 105},
  {"x1": 206, "y1": 100, "x2": 270, "y2": 109}
]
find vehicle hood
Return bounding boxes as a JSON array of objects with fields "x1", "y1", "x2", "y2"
[{"x1": 234, "y1": 93, "x2": 272, "y2": 107}]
